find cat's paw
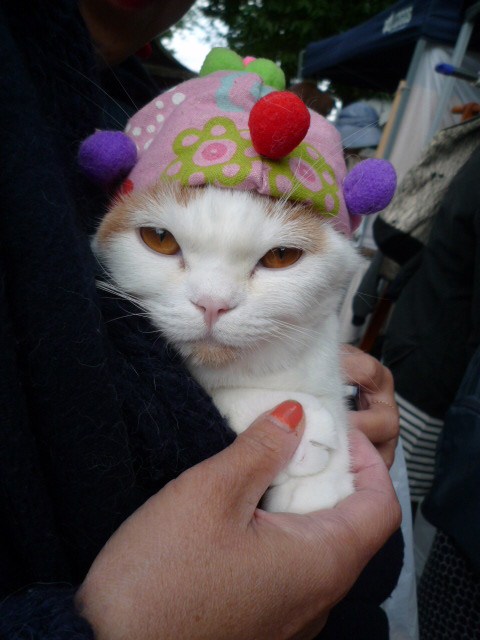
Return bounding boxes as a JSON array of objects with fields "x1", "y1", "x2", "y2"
[
  {"x1": 266, "y1": 400, "x2": 354, "y2": 512},
  {"x1": 264, "y1": 469, "x2": 354, "y2": 513},
  {"x1": 282, "y1": 405, "x2": 338, "y2": 479}
]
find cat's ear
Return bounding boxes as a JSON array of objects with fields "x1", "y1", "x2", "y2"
[
  {"x1": 78, "y1": 130, "x2": 137, "y2": 188},
  {"x1": 343, "y1": 158, "x2": 396, "y2": 217}
]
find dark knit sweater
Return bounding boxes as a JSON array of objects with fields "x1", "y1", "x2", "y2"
[{"x1": 0, "y1": 1, "x2": 401, "y2": 637}]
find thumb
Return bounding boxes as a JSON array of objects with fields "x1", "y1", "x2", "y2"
[{"x1": 212, "y1": 401, "x2": 305, "y2": 520}]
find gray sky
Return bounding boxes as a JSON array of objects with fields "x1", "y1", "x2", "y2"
[{"x1": 162, "y1": 1, "x2": 227, "y2": 72}]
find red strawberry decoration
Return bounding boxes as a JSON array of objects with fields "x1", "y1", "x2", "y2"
[{"x1": 248, "y1": 91, "x2": 311, "y2": 160}]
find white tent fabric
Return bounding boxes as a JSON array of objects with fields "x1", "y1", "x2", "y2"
[
  {"x1": 355, "y1": 44, "x2": 480, "y2": 252},
  {"x1": 388, "y1": 43, "x2": 480, "y2": 182}
]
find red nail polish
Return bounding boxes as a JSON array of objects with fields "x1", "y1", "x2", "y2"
[{"x1": 269, "y1": 401, "x2": 303, "y2": 431}]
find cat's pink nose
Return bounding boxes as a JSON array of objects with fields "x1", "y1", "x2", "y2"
[{"x1": 193, "y1": 296, "x2": 234, "y2": 330}]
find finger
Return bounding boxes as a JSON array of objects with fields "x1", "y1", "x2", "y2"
[
  {"x1": 341, "y1": 345, "x2": 380, "y2": 390},
  {"x1": 302, "y1": 429, "x2": 401, "y2": 581},
  {"x1": 349, "y1": 401, "x2": 399, "y2": 446},
  {"x1": 337, "y1": 429, "x2": 401, "y2": 549},
  {"x1": 341, "y1": 346, "x2": 393, "y2": 395},
  {"x1": 376, "y1": 439, "x2": 397, "y2": 469},
  {"x1": 202, "y1": 401, "x2": 305, "y2": 521},
  {"x1": 340, "y1": 430, "x2": 398, "y2": 528}
]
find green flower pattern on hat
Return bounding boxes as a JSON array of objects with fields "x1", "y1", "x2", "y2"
[
  {"x1": 269, "y1": 143, "x2": 339, "y2": 217},
  {"x1": 163, "y1": 116, "x2": 340, "y2": 217},
  {"x1": 164, "y1": 117, "x2": 255, "y2": 188}
]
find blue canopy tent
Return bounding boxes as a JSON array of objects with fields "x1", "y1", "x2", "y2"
[
  {"x1": 301, "y1": 0, "x2": 480, "y2": 163},
  {"x1": 301, "y1": 0, "x2": 472, "y2": 93}
]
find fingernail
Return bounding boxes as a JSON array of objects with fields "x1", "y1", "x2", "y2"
[{"x1": 268, "y1": 401, "x2": 303, "y2": 432}]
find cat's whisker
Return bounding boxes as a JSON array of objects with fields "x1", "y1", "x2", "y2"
[
  {"x1": 61, "y1": 61, "x2": 130, "y2": 128},
  {"x1": 273, "y1": 317, "x2": 348, "y2": 348},
  {"x1": 339, "y1": 121, "x2": 380, "y2": 151},
  {"x1": 342, "y1": 372, "x2": 381, "y2": 393},
  {"x1": 267, "y1": 323, "x2": 312, "y2": 350},
  {"x1": 274, "y1": 328, "x2": 317, "y2": 345},
  {"x1": 92, "y1": 252, "x2": 113, "y2": 277},
  {"x1": 279, "y1": 324, "x2": 321, "y2": 344},
  {"x1": 355, "y1": 289, "x2": 390, "y2": 303},
  {"x1": 103, "y1": 62, "x2": 140, "y2": 114},
  {"x1": 152, "y1": 332, "x2": 168, "y2": 350},
  {"x1": 104, "y1": 311, "x2": 152, "y2": 323},
  {"x1": 330, "y1": 121, "x2": 382, "y2": 164},
  {"x1": 273, "y1": 314, "x2": 328, "y2": 334},
  {"x1": 95, "y1": 285, "x2": 153, "y2": 322},
  {"x1": 337, "y1": 346, "x2": 382, "y2": 391},
  {"x1": 96, "y1": 279, "x2": 149, "y2": 312},
  {"x1": 138, "y1": 327, "x2": 164, "y2": 335}
]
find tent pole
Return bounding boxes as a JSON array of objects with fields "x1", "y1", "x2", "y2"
[
  {"x1": 383, "y1": 37, "x2": 427, "y2": 160},
  {"x1": 426, "y1": 3, "x2": 480, "y2": 143},
  {"x1": 376, "y1": 79, "x2": 407, "y2": 159}
]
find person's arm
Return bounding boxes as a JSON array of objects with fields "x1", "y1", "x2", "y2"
[
  {"x1": 76, "y1": 400, "x2": 401, "y2": 640},
  {"x1": 0, "y1": 350, "x2": 398, "y2": 640}
]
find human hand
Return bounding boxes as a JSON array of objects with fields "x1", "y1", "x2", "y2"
[
  {"x1": 452, "y1": 102, "x2": 480, "y2": 122},
  {"x1": 341, "y1": 345, "x2": 399, "y2": 467},
  {"x1": 76, "y1": 400, "x2": 401, "y2": 640}
]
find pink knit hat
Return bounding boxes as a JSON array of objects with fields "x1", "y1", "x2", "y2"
[{"x1": 79, "y1": 48, "x2": 396, "y2": 236}]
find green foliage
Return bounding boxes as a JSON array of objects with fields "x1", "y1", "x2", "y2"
[{"x1": 198, "y1": 0, "x2": 393, "y2": 83}]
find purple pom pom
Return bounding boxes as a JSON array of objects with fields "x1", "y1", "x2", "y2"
[
  {"x1": 78, "y1": 131, "x2": 137, "y2": 187},
  {"x1": 344, "y1": 158, "x2": 396, "y2": 216}
]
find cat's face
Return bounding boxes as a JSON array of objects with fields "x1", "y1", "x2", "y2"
[{"x1": 93, "y1": 183, "x2": 358, "y2": 368}]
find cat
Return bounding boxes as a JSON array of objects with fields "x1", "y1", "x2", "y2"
[
  {"x1": 92, "y1": 180, "x2": 361, "y2": 513},
  {"x1": 83, "y1": 49, "x2": 396, "y2": 513}
]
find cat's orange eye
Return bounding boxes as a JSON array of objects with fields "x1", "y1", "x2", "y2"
[
  {"x1": 260, "y1": 247, "x2": 303, "y2": 269},
  {"x1": 140, "y1": 227, "x2": 180, "y2": 255}
]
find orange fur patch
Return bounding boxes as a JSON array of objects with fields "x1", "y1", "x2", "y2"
[
  {"x1": 263, "y1": 197, "x2": 329, "y2": 253},
  {"x1": 96, "y1": 181, "x2": 200, "y2": 246},
  {"x1": 96, "y1": 182, "x2": 328, "y2": 255},
  {"x1": 96, "y1": 191, "x2": 147, "y2": 246},
  {"x1": 188, "y1": 342, "x2": 240, "y2": 367}
]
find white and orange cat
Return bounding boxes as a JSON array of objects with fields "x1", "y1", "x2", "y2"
[
  {"x1": 93, "y1": 182, "x2": 360, "y2": 513},
  {"x1": 82, "y1": 49, "x2": 395, "y2": 513}
]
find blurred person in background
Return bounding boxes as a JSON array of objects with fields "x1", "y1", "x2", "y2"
[{"x1": 336, "y1": 101, "x2": 382, "y2": 170}]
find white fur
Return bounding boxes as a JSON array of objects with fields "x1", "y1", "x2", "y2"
[{"x1": 93, "y1": 185, "x2": 360, "y2": 513}]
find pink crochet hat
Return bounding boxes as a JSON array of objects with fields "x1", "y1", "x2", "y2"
[{"x1": 79, "y1": 48, "x2": 396, "y2": 237}]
